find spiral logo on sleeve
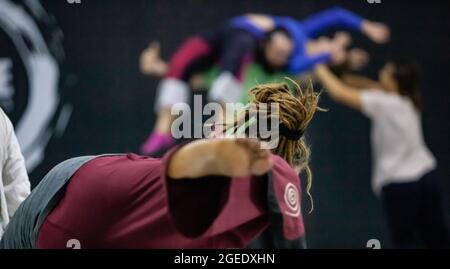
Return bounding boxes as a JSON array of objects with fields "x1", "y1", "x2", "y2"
[
  {"x1": 284, "y1": 183, "x2": 300, "y2": 217},
  {"x1": 0, "y1": 0, "x2": 71, "y2": 172}
]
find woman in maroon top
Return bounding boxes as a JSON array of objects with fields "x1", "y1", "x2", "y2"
[{"x1": 1, "y1": 81, "x2": 320, "y2": 249}]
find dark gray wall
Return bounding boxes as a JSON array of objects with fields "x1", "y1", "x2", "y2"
[{"x1": 30, "y1": 0, "x2": 450, "y2": 248}]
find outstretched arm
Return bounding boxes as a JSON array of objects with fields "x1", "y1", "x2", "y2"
[
  {"x1": 314, "y1": 64, "x2": 363, "y2": 111},
  {"x1": 168, "y1": 138, "x2": 273, "y2": 180},
  {"x1": 301, "y1": 7, "x2": 363, "y2": 36},
  {"x1": 301, "y1": 7, "x2": 390, "y2": 43},
  {"x1": 341, "y1": 73, "x2": 380, "y2": 89}
]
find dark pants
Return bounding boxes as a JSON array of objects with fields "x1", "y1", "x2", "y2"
[
  {"x1": 165, "y1": 27, "x2": 257, "y2": 82},
  {"x1": 381, "y1": 169, "x2": 449, "y2": 249}
]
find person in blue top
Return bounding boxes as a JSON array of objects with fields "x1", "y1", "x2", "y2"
[{"x1": 139, "y1": 7, "x2": 390, "y2": 155}]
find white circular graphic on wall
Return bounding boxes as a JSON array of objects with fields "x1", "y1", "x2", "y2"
[{"x1": 0, "y1": 0, "x2": 71, "y2": 172}]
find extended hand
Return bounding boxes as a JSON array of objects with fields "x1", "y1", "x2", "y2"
[
  {"x1": 362, "y1": 21, "x2": 390, "y2": 44},
  {"x1": 140, "y1": 41, "x2": 167, "y2": 76}
]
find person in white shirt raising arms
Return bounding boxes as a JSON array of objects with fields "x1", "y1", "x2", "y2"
[
  {"x1": 314, "y1": 59, "x2": 448, "y2": 249},
  {"x1": 0, "y1": 108, "x2": 30, "y2": 239}
]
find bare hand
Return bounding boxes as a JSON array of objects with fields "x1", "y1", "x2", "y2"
[
  {"x1": 140, "y1": 41, "x2": 167, "y2": 76},
  {"x1": 347, "y1": 48, "x2": 370, "y2": 71},
  {"x1": 362, "y1": 21, "x2": 390, "y2": 44},
  {"x1": 328, "y1": 44, "x2": 348, "y2": 66}
]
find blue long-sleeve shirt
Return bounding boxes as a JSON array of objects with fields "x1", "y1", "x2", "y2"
[
  {"x1": 229, "y1": 7, "x2": 364, "y2": 74},
  {"x1": 299, "y1": 7, "x2": 363, "y2": 38}
]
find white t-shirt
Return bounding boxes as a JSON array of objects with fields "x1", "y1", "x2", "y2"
[
  {"x1": 0, "y1": 108, "x2": 30, "y2": 238},
  {"x1": 360, "y1": 89, "x2": 436, "y2": 195}
]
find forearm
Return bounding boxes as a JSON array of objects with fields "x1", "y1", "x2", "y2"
[
  {"x1": 340, "y1": 73, "x2": 380, "y2": 89},
  {"x1": 141, "y1": 60, "x2": 168, "y2": 77},
  {"x1": 168, "y1": 140, "x2": 221, "y2": 179},
  {"x1": 316, "y1": 64, "x2": 350, "y2": 95},
  {"x1": 301, "y1": 7, "x2": 363, "y2": 37},
  {"x1": 153, "y1": 61, "x2": 169, "y2": 77},
  {"x1": 315, "y1": 65, "x2": 362, "y2": 110},
  {"x1": 167, "y1": 139, "x2": 271, "y2": 180}
]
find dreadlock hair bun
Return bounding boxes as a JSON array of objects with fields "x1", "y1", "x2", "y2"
[{"x1": 229, "y1": 78, "x2": 322, "y2": 212}]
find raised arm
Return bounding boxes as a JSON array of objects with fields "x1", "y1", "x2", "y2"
[
  {"x1": 168, "y1": 139, "x2": 272, "y2": 180},
  {"x1": 301, "y1": 7, "x2": 363, "y2": 36},
  {"x1": 301, "y1": 7, "x2": 390, "y2": 44},
  {"x1": 314, "y1": 64, "x2": 363, "y2": 111},
  {"x1": 341, "y1": 73, "x2": 380, "y2": 89}
]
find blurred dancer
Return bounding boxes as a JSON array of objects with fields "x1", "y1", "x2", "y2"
[
  {"x1": 0, "y1": 108, "x2": 30, "y2": 239},
  {"x1": 315, "y1": 60, "x2": 449, "y2": 249},
  {"x1": 140, "y1": 7, "x2": 389, "y2": 155},
  {"x1": 1, "y1": 81, "x2": 319, "y2": 249}
]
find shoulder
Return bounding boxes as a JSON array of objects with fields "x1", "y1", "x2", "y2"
[
  {"x1": 270, "y1": 154, "x2": 299, "y2": 181},
  {"x1": 361, "y1": 89, "x2": 405, "y2": 102},
  {"x1": 360, "y1": 89, "x2": 404, "y2": 117}
]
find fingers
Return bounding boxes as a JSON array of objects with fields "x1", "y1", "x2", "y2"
[
  {"x1": 140, "y1": 41, "x2": 162, "y2": 74},
  {"x1": 236, "y1": 138, "x2": 262, "y2": 156},
  {"x1": 365, "y1": 21, "x2": 391, "y2": 44},
  {"x1": 374, "y1": 25, "x2": 390, "y2": 43}
]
